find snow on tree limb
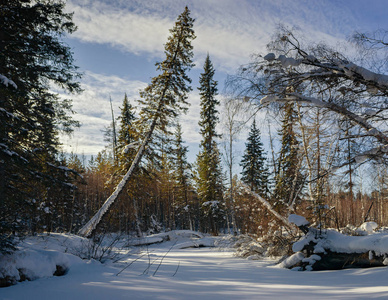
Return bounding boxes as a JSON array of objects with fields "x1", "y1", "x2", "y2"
[
  {"x1": 231, "y1": 30, "x2": 388, "y2": 179},
  {"x1": 335, "y1": 61, "x2": 388, "y2": 88},
  {"x1": 260, "y1": 93, "x2": 388, "y2": 145},
  {"x1": 240, "y1": 182, "x2": 294, "y2": 230},
  {"x1": 0, "y1": 74, "x2": 17, "y2": 89},
  {"x1": 264, "y1": 52, "x2": 388, "y2": 95},
  {"x1": 121, "y1": 141, "x2": 141, "y2": 154}
]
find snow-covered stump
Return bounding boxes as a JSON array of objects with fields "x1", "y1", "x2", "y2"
[{"x1": 282, "y1": 218, "x2": 388, "y2": 271}]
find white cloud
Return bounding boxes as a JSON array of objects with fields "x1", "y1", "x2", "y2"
[
  {"x1": 66, "y1": 0, "x2": 366, "y2": 73},
  {"x1": 61, "y1": 0, "x2": 387, "y2": 160},
  {"x1": 66, "y1": 0, "x2": 272, "y2": 71},
  {"x1": 179, "y1": 91, "x2": 202, "y2": 144},
  {"x1": 59, "y1": 71, "x2": 202, "y2": 156},
  {"x1": 59, "y1": 71, "x2": 147, "y2": 155},
  {"x1": 67, "y1": 1, "x2": 171, "y2": 57}
]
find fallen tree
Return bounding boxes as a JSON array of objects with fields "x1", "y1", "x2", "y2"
[{"x1": 282, "y1": 216, "x2": 388, "y2": 271}]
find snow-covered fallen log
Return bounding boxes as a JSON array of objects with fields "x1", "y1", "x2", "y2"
[
  {"x1": 175, "y1": 237, "x2": 216, "y2": 249},
  {"x1": 281, "y1": 220, "x2": 388, "y2": 271},
  {"x1": 126, "y1": 230, "x2": 204, "y2": 247}
]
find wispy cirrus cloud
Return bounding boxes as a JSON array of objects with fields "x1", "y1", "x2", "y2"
[
  {"x1": 66, "y1": 1, "x2": 171, "y2": 57},
  {"x1": 66, "y1": 0, "x2": 272, "y2": 71},
  {"x1": 62, "y1": 0, "x2": 388, "y2": 158},
  {"x1": 66, "y1": 0, "x2": 372, "y2": 73}
]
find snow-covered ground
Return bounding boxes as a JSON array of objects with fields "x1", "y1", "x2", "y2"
[{"x1": 2, "y1": 232, "x2": 388, "y2": 300}]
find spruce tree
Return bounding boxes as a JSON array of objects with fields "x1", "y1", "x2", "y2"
[
  {"x1": 240, "y1": 119, "x2": 270, "y2": 197},
  {"x1": 116, "y1": 93, "x2": 138, "y2": 170},
  {"x1": 196, "y1": 54, "x2": 224, "y2": 235},
  {"x1": 273, "y1": 103, "x2": 304, "y2": 211},
  {"x1": 113, "y1": 94, "x2": 139, "y2": 233},
  {"x1": 0, "y1": 0, "x2": 80, "y2": 251},
  {"x1": 79, "y1": 7, "x2": 195, "y2": 237}
]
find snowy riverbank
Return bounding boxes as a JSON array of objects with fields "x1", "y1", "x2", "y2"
[{"x1": 2, "y1": 232, "x2": 388, "y2": 299}]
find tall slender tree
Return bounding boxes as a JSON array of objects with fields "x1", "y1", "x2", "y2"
[
  {"x1": 196, "y1": 54, "x2": 224, "y2": 235},
  {"x1": 0, "y1": 0, "x2": 81, "y2": 252},
  {"x1": 273, "y1": 103, "x2": 304, "y2": 211},
  {"x1": 78, "y1": 7, "x2": 195, "y2": 237},
  {"x1": 240, "y1": 119, "x2": 270, "y2": 197},
  {"x1": 116, "y1": 93, "x2": 138, "y2": 170}
]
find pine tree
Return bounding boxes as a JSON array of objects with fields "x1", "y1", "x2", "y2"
[
  {"x1": 273, "y1": 103, "x2": 304, "y2": 211},
  {"x1": 240, "y1": 119, "x2": 270, "y2": 197},
  {"x1": 196, "y1": 54, "x2": 224, "y2": 235},
  {"x1": 0, "y1": 0, "x2": 80, "y2": 251},
  {"x1": 78, "y1": 7, "x2": 195, "y2": 237}
]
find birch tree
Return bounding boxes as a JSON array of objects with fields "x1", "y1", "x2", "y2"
[
  {"x1": 221, "y1": 97, "x2": 250, "y2": 234},
  {"x1": 225, "y1": 28, "x2": 388, "y2": 234},
  {"x1": 231, "y1": 27, "x2": 388, "y2": 169}
]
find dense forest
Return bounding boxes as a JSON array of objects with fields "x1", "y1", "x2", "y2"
[{"x1": 2, "y1": 1, "x2": 388, "y2": 259}]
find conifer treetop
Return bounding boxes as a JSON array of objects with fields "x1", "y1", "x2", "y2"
[
  {"x1": 198, "y1": 54, "x2": 220, "y2": 152},
  {"x1": 138, "y1": 6, "x2": 196, "y2": 132}
]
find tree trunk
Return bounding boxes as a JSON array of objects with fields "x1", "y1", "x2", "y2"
[{"x1": 240, "y1": 182, "x2": 294, "y2": 230}]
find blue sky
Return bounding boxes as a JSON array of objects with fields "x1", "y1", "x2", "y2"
[{"x1": 60, "y1": 0, "x2": 388, "y2": 164}]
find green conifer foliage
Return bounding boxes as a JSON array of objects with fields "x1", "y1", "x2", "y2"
[
  {"x1": 273, "y1": 103, "x2": 304, "y2": 211},
  {"x1": 78, "y1": 7, "x2": 195, "y2": 237},
  {"x1": 240, "y1": 119, "x2": 270, "y2": 197},
  {"x1": 0, "y1": 0, "x2": 80, "y2": 251},
  {"x1": 116, "y1": 94, "x2": 138, "y2": 170},
  {"x1": 196, "y1": 54, "x2": 224, "y2": 235},
  {"x1": 198, "y1": 55, "x2": 220, "y2": 151},
  {"x1": 138, "y1": 7, "x2": 195, "y2": 132}
]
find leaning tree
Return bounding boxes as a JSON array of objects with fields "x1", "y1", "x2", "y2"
[
  {"x1": 230, "y1": 27, "x2": 388, "y2": 173},
  {"x1": 225, "y1": 27, "x2": 388, "y2": 232},
  {"x1": 78, "y1": 7, "x2": 196, "y2": 237}
]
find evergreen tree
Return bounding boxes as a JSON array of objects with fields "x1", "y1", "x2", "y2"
[
  {"x1": 196, "y1": 54, "x2": 224, "y2": 235},
  {"x1": 116, "y1": 93, "x2": 138, "y2": 170},
  {"x1": 0, "y1": 0, "x2": 80, "y2": 251},
  {"x1": 198, "y1": 55, "x2": 220, "y2": 152},
  {"x1": 240, "y1": 119, "x2": 270, "y2": 197},
  {"x1": 273, "y1": 103, "x2": 304, "y2": 211},
  {"x1": 78, "y1": 7, "x2": 195, "y2": 237},
  {"x1": 137, "y1": 7, "x2": 195, "y2": 132}
]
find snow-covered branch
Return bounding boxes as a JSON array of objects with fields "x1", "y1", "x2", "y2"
[
  {"x1": 260, "y1": 93, "x2": 388, "y2": 145},
  {"x1": 240, "y1": 182, "x2": 294, "y2": 230},
  {"x1": 0, "y1": 74, "x2": 17, "y2": 89},
  {"x1": 265, "y1": 51, "x2": 388, "y2": 94}
]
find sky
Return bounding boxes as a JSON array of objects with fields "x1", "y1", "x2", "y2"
[{"x1": 59, "y1": 0, "x2": 388, "y2": 165}]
